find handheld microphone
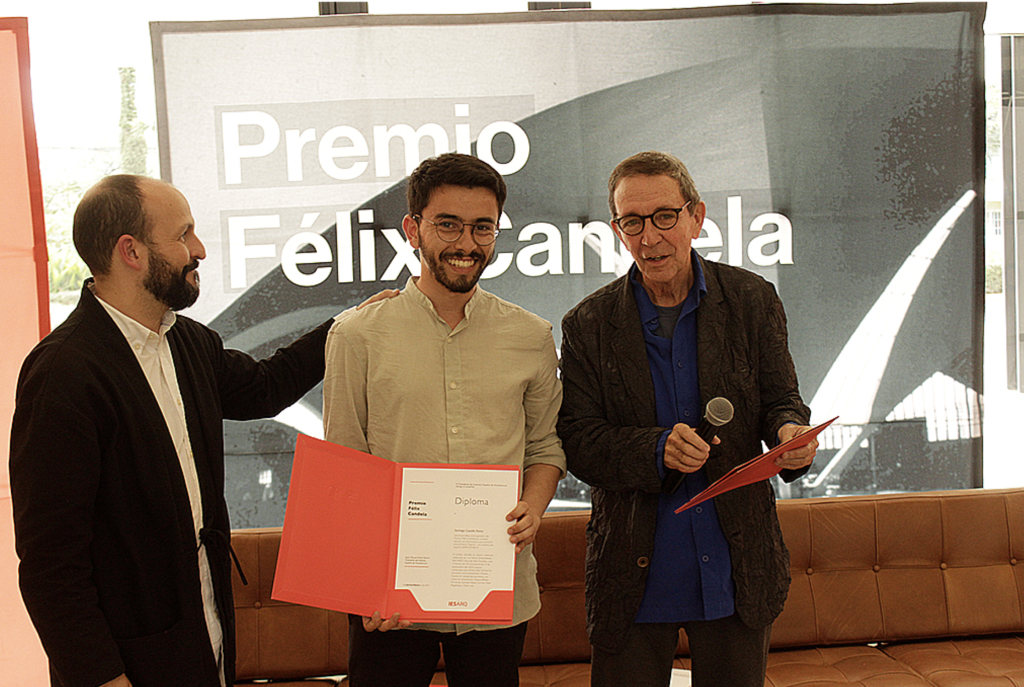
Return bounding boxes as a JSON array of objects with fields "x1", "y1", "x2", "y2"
[{"x1": 662, "y1": 397, "x2": 734, "y2": 495}]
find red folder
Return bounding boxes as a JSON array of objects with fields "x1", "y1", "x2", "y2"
[
  {"x1": 675, "y1": 417, "x2": 838, "y2": 513},
  {"x1": 272, "y1": 434, "x2": 519, "y2": 624}
]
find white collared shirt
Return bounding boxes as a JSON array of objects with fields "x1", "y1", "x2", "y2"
[{"x1": 95, "y1": 294, "x2": 225, "y2": 686}]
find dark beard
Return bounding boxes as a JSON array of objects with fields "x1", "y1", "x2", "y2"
[
  {"x1": 422, "y1": 246, "x2": 488, "y2": 294},
  {"x1": 144, "y1": 248, "x2": 200, "y2": 311}
]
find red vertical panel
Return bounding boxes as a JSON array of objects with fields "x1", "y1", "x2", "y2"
[{"x1": 0, "y1": 16, "x2": 52, "y2": 685}]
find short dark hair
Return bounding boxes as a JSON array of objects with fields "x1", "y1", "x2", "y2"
[
  {"x1": 406, "y1": 153, "x2": 507, "y2": 217},
  {"x1": 73, "y1": 174, "x2": 151, "y2": 275},
  {"x1": 607, "y1": 151, "x2": 701, "y2": 218}
]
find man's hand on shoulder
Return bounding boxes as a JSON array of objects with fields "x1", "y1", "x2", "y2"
[
  {"x1": 356, "y1": 288, "x2": 400, "y2": 310},
  {"x1": 775, "y1": 423, "x2": 818, "y2": 470}
]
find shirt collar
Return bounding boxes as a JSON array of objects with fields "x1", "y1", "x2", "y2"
[
  {"x1": 404, "y1": 275, "x2": 486, "y2": 323},
  {"x1": 93, "y1": 287, "x2": 177, "y2": 347},
  {"x1": 629, "y1": 249, "x2": 707, "y2": 327}
]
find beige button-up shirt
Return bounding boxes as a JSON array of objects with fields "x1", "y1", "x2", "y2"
[{"x1": 323, "y1": 277, "x2": 565, "y2": 633}]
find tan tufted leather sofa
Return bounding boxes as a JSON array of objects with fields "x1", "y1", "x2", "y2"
[{"x1": 231, "y1": 487, "x2": 1024, "y2": 686}]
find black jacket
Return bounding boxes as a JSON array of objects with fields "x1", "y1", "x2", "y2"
[
  {"x1": 10, "y1": 283, "x2": 330, "y2": 687},
  {"x1": 558, "y1": 258, "x2": 810, "y2": 652}
]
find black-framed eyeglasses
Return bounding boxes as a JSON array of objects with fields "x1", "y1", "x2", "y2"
[
  {"x1": 413, "y1": 215, "x2": 500, "y2": 246},
  {"x1": 613, "y1": 201, "x2": 693, "y2": 236}
]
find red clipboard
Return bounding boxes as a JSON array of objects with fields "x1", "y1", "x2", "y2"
[
  {"x1": 675, "y1": 417, "x2": 837, "y2": 513},
  {"x1": 271, "y1": 434, "x2": 519, "y2": 624}
]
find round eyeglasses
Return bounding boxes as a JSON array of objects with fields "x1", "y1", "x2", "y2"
[
  {"x1": 413, "y1": 215, "x2": 500, "y2": 246},
  {"x1": 613, "y1": 201, "x2": 693, "y2": 236}
]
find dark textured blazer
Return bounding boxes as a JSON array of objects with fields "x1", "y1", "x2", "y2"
[
  {"x1": 558, "y1": 257, "x2": 811, "y2": 653},
  {"x1": 9, "y1": 283, "x2": 330, "y2": 687}
]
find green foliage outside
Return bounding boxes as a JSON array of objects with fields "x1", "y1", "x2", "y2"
[
  {"x1": 46, "y1": 67, "x2": 150, "y2": 303},
  {"x1": 987, "y1": 264, "x2": 1003, "y2": 294},
  {"x1": 986, "y1": 82, "x2": 1001, "y2": 165},
  {"x1": 45, "y1": 181, "x2": 90, "y2": 302},
  {"x1": 119, "y1": 67, "x2": 148, "y2": 175}
]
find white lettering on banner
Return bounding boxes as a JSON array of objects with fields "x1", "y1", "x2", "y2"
[
  {"x1": 748, "y1": 212, "x2": 793, "y2": 266},
  {"x1": 695, "y1": 218, "x2": 724, "y2": 262},
  {"x1": 224, "y1": 199, "x2": 794, "y2": 290},
  {"x1": 282, "y1": 231, "x2": 331, "y2": 286},
  {"x1": 286, "y1": 128, "x2": 316, "y2": 181},
  {"x1": 728, "y1": 195, "x2": 744, "y2": 267},
  {"x1": 359, "y1": 228, "x2": 376, "y2": 282},
  {"x1": 476, "y1": 121, "x2": 530, "y2": 175},
  {"x1": 228, "y1": 215, "x2": 279, "y2": 288},
  {"x1": 516, "y1": 223, "x2": 564, "y2": 277},
  {"x1": 373, "y1": 123, "x2": 448, "y2": 178},
  {"x1": 693, "y1": 196, "x2": 794, "y2": 267},
  {"x1": 318, "y1": 125, "x2": 370, "y2": 180},
  {"x1": 380, "y1": 228, "x2": 419, "y2": 280},
  {"x1": 222, "y1": 112, "x2": 280, "y2": 185},
  {"x1": 569, "y1": 221, "x2": 619, "y2": 274},
  {"x1": 221, "y1": 104, "x2": 531, "y2": 185},
  {"x1": 336, "y1": 211, "x2": 353, "y2": 283}
]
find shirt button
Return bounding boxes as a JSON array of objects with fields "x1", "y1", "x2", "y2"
[
  {"x1": 637, "y1": 557, "x2": 650, "y2": 568},
  {"x1": 449, "y1": 382, "x2": 457, "y2": 389},
  {"x1": 702, "y1": 555, "x2": 710, "y2": 563},
  {"x1": 451, "y1": 427, "x2": 459, "y2": 434},
  {"x1": 695, "y1": 506, "x2": 703, "y2": 514}
]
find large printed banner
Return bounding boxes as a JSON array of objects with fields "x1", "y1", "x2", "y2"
[{"x1": 152, "y1": 4, "x2": 986, "y2": 526}]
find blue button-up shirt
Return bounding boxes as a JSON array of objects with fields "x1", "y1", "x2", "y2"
[{"x1": 630, "y1": 254, "x2": 735, "y2": 623}]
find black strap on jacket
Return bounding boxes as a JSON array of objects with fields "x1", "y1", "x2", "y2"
[{"x1": 199, "y1": 527, "x2": 248, "y2": 586}]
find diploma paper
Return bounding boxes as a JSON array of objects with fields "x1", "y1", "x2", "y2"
[
  {"x1": 395, "y1": 467, "x2": 518, "y2": 613},
  {"x1": 272, "y1": 434, "x2": 519, "y2": 624}
]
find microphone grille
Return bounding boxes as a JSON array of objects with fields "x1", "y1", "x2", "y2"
[{"x1": 706, "y1": 397, "x2": 734, "y2": 427}]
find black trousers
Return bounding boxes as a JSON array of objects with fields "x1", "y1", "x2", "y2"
[
  {"x1": 346, "y1": 614, "x2": 529, "y2": 687},
  {"x1": 591, "y1": 613, "x2": 772, "y2": 687}
]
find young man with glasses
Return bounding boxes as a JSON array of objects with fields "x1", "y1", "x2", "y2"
[
  {"x1": 322, "y1": 152, "x2": 565, "y2": 687},
  {"x1": 558, "y1": 151, "x2": 818, "y2": 687}
]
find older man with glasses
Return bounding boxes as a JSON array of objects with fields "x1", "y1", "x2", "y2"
[
  {"x1": 322, "y1": 152, "x2": 565, "y2": 687},
  {"x1": 558, "y1": 151, "x2": 818, "y2": 687}
]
